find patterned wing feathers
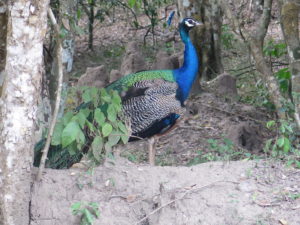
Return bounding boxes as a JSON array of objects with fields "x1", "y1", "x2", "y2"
[{"x1": 122, "y1": 79, "x2": 185, "y2": 135}]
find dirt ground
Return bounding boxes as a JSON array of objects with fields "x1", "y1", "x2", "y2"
[{"x1": 31, "y1": 159, "x2": 300, "y2": 225}]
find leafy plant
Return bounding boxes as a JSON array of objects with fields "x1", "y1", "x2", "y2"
[
  {"x1": 71, "y1": 202, "x2": 100, "y2": 225},
  {"x1": 275, "y1": 67, "x2": 291, "y2": 94},
  {"x1": 128, "y1": 0, "x2": 172, "y2": 45},
  {"x1": 221, "y1": 24, "x2": 237, "y2": 49},
  {"x1": 264, "y1": 119, "x2": 300, "y2": 168},
  {"x1": 263, "y1": 40, "x2": 287, "y2": 58},
  {"x1": 265, "y1": 120, "x2": 292, "y2": 154},
  {"x1": 51, "y1": 87, "x2": 130, "y2": 166}
]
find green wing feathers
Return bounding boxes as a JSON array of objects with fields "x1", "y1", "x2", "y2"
[{"x1": 106, "y1": 70, "x2": 175, "y2": 92}]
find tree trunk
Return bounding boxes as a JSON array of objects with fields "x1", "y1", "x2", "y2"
[
  {"x1": 0, "y1": 0, "x2": 49, "y2": 224},
  {"x1": 88, "y1": 0, "x2": 95, "y2": 50},
  {"x1": 0, "y1": 2, "x2": 7, "y2": 96},
  {"x1": 279, "y1": 0, "x2": 300, "y2": 125}
]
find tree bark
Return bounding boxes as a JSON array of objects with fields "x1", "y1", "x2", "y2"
[
  {"x1": 0, "y1": 2, "x2": 7, "y2": 96},
  {"x1": 0, "y1": 0, "x2": 49, "y2": 224},
  {"x1": 279, "y1": 0, "x2": 300, "y2": 126}
]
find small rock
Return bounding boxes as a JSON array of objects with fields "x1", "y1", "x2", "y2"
[
  {"x1": 109, "y1": 69, "x2": 122, "y2": 83},
  {"x1": 77, "y1": 65, "x2": 108, "y2": 88},
  {"x1": 205, "y1": 73, "x2": 238, "y2": 99},
  {"x1": 120, "y1": 41, "x2": 146, "y2": 75}
]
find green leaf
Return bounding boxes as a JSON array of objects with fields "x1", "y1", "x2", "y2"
[
  {"x1": 77, "y1": 129, "x2": 85, "y2": 146},
  {"x1": 88, "y1": 202, "x2": 100, "y2": 217},
  {"x1": 90, "y1": 87, "x2": 99, "y2": 107},
  {"x1": 91, "y1": 136, "x2": 103, "y2": 161},
  {"x1": 63, "y1": 111, "x2": 74, "y2": 126},
  {"x1": 62, "y1": 122, "x2": 81, "y2": 148},
  {"x1": 67, "y1": 141, "x2": 78, "y2": 156},
  {"x1": 86, "y1": 120, "x2": 95, "y2": 132},
  {"x1": 71, "y1": 202, "x2": 82, "y2": 214},
  {"x1": 104, "y1": 142, "x2": 112, "y2": 152},
  {"x1": 108, "y1": 131, "x2": 121, "y2": 146},
  {"x1": 107, "y1": 105, "x2": 117, "y2": 122},
  {"x1": 263, "y1": 139, "x2": 272, "y2": 153},
  {"x1": 83, "y1": 208, "x2": 94, "y2": 224},
  {"x1": 128, "y1": 0, "x2": 136, "y2": 8},
  {"x1": 77, "y1": 8, "x2": 82, "y2": 19},
  {"x1": 72, "y1": 112, "x2": 86, "y2": 129},
  {"x1": 280, "y1": 125, "x2": 286, "y2": 133},
  {"x1": 118, "y1": 121, "x2": 128, "y2": 134},
  {"x1": 276, "y1": 68, "x2": 290, "y2": 79},
  {"x1": 266, "y1": 120, "x2": 275, "y2": 129},
  {"x1": 100, "y1": 89, "x2": 111, "y2": 102},
  {"x1": 286, "y1": 125, "x2": 293, "y2": 133},
  {"x1": 51, "y1": 121, "x2": 64, "y2": 146},
  {"x1": 283, "y1": 137, "x2": 291, "y2": 153},
  {"x1": 80, "y1": 108, "x2": 91, "y2": 118},
  {"x1": 94, "y1": 108, "x2": 105, "y2": 126},
  {"x1": 112, "y1": 91, "x2": 122, "y2": 111},
  {"x1": 82, "y1": 89, "x2": 91, "y2": 103},
  {"x1": 277, "y1": 137, "x2": 285, "y2": 148},
  {"x1": 102, "y1": 123, "x2": 113, "y2": 137},
  {"x1": 121, "y1": 134, "x2": 129, "y2": 144},
  {"x1": 59, "y1": 27, "x2": 68, "y2": 38}
]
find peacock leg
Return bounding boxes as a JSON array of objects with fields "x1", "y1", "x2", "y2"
[{"x1": 148, "y1": 136, "x2": 158, "y2": 166}]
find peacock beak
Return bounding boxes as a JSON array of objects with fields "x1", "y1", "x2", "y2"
[{"x1": 194, "y1": 21, "x2": 202, "y2": 26}]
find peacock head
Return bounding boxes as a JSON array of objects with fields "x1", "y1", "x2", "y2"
[
  {"x1": 178, "y1": 18, "x2": 201, "y2": 42},
  {"x1": 180, "y1": 18, "x2": 201, "y2": 32}
]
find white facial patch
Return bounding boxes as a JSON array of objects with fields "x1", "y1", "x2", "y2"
[{"x1": 184, "y1": 20, "x2": 194, "y2": 27}]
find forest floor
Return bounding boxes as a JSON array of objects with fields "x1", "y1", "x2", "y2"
[{"x1": 30, "y1": 8, "x2": 300, "y2": 225}]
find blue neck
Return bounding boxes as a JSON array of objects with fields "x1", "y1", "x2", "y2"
[{"x1": 173, "y1": 27, "x2": 199, "y2": 103}]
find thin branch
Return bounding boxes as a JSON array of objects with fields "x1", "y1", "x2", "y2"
[
  {"x1": 115, "y1": 0, "x2": 139, "y2": 26},
  {"x1": 235, "y1": 68, "x2": 256, "y2": 77},
  {"x1": 37, "y1": 8, "x2": 64, "y2": 181},
  {"x1": 135, "y1": 181, "x2": 238, "y2": 225},
  {"x1": 218, "y1": 0, "x2": 244, "y2": 40},
  {"x1": 143, "y1": 26, "x2": 151, "y2": 45},
  {"x1": 78, "y1": 0, "x2": 90, "y2": 17}
]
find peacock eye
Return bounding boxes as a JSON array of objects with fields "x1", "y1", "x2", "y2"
[{"x1": 185, "y1": 19, "x2": 194, "y2": 27}]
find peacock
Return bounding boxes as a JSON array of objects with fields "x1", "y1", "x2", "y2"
[{"x1": 34, "y1": 17, "x2": 200, "y2": 167}]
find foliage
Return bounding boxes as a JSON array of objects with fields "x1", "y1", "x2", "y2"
[
  {"x1": 264, "y1": 119, "x2": 300, "y2": 168},
  {"x1": 78, "y1": 0, "x2": 118, "y2": 23},
  {"x1": 263, "y1": 40, "x2": 287, "y2": 58},
  {"x1": 51, "y1": 87, "x2": 130, "y2": 166},
  {"x1": 71, "y1": 202, "x2": 100, "y2": 225},
  {"x1": 221, "y1": 24, "x2": 237, "y2": 49},
  {"x1": 127, "y1": 0, "x2": 174, "y2": 45},
  {"x1": 275, "y1": 68, "x2": 291, "y2": 93},
  {"x1": 239, "y1": 40, "x2": 289, "y2": 109}
]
